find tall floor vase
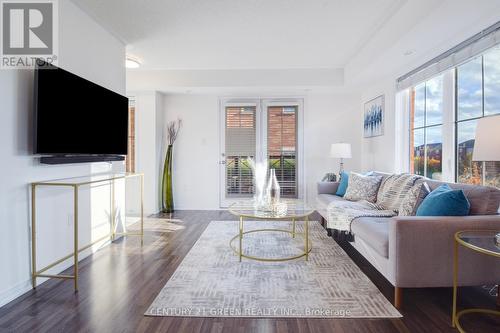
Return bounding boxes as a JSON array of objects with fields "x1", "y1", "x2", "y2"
[{"x1": 162, "y1": 144, "x2": 174, "y2": 213}]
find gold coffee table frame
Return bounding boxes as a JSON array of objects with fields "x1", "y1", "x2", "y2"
[
  {"x1": 228, "y1": 201, "x2": 314, "y2": 262},
  {"x1": 452, "y1": 230, "x2": 500, "y2": 332},
  {"x1": 31, "y1": 173, "x2": 144, "y2": 292}
]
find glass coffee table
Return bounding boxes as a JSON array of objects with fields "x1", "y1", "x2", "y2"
[
  {"x1": 228, "y1": 200, "x2": 314, "y2": 262},
  {"x1": 452, "y1": 230, "x2": 500, "y2": 333}
]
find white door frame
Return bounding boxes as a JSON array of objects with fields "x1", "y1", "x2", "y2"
[
  {"x1": 218, "y1": 97, "x2": 305, "y2": 208},
  {"x1": 218, "y1": 98, "x2": 262, "y2": 208}
]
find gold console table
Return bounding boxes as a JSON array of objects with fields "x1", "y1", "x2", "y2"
[{"x1": 31, "y1": 173, "x2": 144, "y2": 292}]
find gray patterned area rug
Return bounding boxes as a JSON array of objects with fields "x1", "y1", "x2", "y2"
[{"x1": 145, "y1": 220, "x2": 401, "y2": 318}]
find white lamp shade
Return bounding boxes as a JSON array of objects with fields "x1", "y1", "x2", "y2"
[
  {"x1": 330, "y1": 143, "x2": 352, "y2": 158},
  {"x1": 472, "y1": 115, "x2": 500, "y2": 161}
]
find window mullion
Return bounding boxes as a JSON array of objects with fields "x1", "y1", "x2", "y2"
[
  {"x1": 481, "y1": 55, "x2": 486, "y2": 185},
  {"x1": 423, "y1": 82, "x2": 428, "y2": 178},
  {"x1": 441, "y1": 70, "x2": 455, "y2": 182}
]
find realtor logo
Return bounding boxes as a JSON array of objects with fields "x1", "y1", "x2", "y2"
[{"x1": 1, "y1": 0, "x2": 58, "y2": 68}]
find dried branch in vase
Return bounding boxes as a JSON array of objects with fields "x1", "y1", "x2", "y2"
[{"x1": 167, "y1": 118, "x2": 182, "y2": 145}]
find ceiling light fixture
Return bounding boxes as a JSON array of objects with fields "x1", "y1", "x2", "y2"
[
  {"x1": 403, "y1": 49, "x2": 415, "y2": 56},
  {"x1": 125, "y1": 57, "x2": 141, "y2": 68}
]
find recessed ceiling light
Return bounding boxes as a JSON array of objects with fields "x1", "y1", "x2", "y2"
[
  {"x1": 403, "y1": 49, "x2": 415, "y2": 56},
  {"x1": 125, "y1": 57, "x2": 141, "y2": 68}
]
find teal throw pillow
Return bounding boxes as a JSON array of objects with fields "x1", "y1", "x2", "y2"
[
  {"x1": 416, "y1": 184, "x2": 470, "y2": 216},
  {"x1": 336, "y1": 171, "x2": 349, "y2": 197}
]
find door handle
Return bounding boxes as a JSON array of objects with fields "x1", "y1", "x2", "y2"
[{"x1": 220, "y1": 160, "x2": 226, "y2": 165}]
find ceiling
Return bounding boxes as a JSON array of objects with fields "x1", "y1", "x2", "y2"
[
  {"x1": 71, "y1": 0, "x2": 500, "y2": 93},
  {"x1": 72, "y1": 0, "x2": 406, "y2": 70}
]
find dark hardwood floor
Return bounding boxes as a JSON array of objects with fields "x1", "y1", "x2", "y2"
[{"x1": 0, "y1": 210, "x2": 499, "y2": 333}]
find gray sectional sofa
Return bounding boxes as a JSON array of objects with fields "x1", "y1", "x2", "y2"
[{"x1": 316, "y1": 172, "x2": 500, "y2": 308}]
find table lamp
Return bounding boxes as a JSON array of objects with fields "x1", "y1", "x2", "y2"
[
  {"x1": 472, "y1": 114, "x2": 500, "y2": 246},
  {"x1": 330, "y1": 143, "x2": 352, "y2": 177}
]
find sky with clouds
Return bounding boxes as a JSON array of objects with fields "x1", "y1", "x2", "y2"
[
  {"x1": 457, "y1": 47, "x2": 500, "y2": 142},
  {"x1": 413, "y1": 46, "x2": 500, "y2": 147}
]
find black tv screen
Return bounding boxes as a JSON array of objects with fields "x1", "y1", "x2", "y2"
[{"x1": 34, "y1": 61, "x2": 128, "y2": 155}]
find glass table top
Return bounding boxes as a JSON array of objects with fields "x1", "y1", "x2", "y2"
[
  {"x1": 228, "y1": 200, "x2": 314, "y2": 219},
  {"x1": 456, "y1": 230, "x2": 500, "y2": 257}
]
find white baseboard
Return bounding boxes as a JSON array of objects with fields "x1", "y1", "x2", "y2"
[
  {"x1": 0, "y1": 237, "x2": 111, "y2": 309},
  {"x1": 0, "y1": 279, "x2": 32, "y2": 308}
]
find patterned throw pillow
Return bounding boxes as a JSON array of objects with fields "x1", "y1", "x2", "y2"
[
  {"x1": 398, "y1": 182, "x2": 431, "y2": 216},
  {"x1": 344, "y1": 172, "x2": 383, "y2": 203},
  {"x1": 376, "y1": 173, "x2": 422, "y2": 212}
]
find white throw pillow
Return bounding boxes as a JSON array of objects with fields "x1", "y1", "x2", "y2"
[
  {"x1": 398, "y1": 182, "x2": 431, "y2": 216},
  {"x1": 344, "y1": 172, "x2": 383, "y2": 203}
]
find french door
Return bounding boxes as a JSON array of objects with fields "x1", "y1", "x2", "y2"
[{"x1": 219, "y1": 98, "x2": 303, "y2": 207}]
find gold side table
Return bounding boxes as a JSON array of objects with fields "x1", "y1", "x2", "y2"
[
  {"x1": 31, "y1": 172, "x2": 144, "y2": 292},
  {"x1": 452, "y1": 230, "x2": 500, "y2": 332},
  {"x1": 228, "y1": 200, "x2": 314, "y2": 262}
]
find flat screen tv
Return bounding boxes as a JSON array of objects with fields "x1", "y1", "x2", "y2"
[{"x1": 34, "y1": 60, "x2": 128, "y2": 158}]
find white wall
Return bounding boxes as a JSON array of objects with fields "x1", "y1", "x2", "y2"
[
  {"x1": 0, "y1": 1, "x2": 125, "y2": 307},
  {"x1": 162, "y1": 94, "x2": 220, "y2": 210},
  {"x1": 356, "y1": 0, "x2": 500, "y2": 173},
  {"x1": 131, "y1": 91, "x2": 164, "y2": 215},
  {"x1": 360, "y1": 80, "x2": 397, "y2": 173},
  {"x1": 305, "y1": 93, "x2": 362, "y2": 200},
  {"x1": 161, "y1": 92, "x2": 361, "y2": 210}
]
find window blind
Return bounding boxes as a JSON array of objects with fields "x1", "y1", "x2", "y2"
[
  {"x1": 225, "y1": 106, "x2": 256, "y2": 156},
  {"x1": 225, "y1": 106, "x2": 256, "y2": 196},
  {"x1": 397, "y1": 20, "x2": 500, "y2": 91}
]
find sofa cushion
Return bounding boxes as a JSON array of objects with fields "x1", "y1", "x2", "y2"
[
  {"x1": 415, "y1": 179, "x2": 499, "y2": 215},
  {"x1": 351, "y1": 217, "x2": 390, "y2": 258},
  {"x1": 317, "y1": 181, "x2": 340, "y2": 195},
  {"x1": 317, "y1": 193, "x2": 346, "y2": 207},
  {"x1": 344, "y1": 172, "x2": 383, "y2": 203},
  {"x1": 416, "y1": 184, "x2": 470, "y2": 216}
]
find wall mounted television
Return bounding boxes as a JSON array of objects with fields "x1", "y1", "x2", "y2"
[{"x1": 34, "y1": 60, "x2": 128, "y2": 164}]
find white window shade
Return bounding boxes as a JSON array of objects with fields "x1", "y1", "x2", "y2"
[
  {"x1": 225, "y1": 106, "x2": 256, "y2": 197},
  {"x1": 397, "y1": 21, "x2": 500, "y2": 91},
  {"x1": 225, "y1": 107, "x2": 256, "y2": 156}
]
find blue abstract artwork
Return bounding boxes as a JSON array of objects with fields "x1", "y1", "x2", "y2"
[{"x1": 364, "y1": 95, "x2": 384, "y2": 138}]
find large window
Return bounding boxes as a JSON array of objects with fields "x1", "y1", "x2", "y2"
[
  {"x1": 409, "y1": 75, "x2": 444, "y2": 180},
  {"x1": 456, "y1": 50, "x2": 500, "y2": 187},
  {"x1": 408, "y1": 46, "x2": 500, "y2": 187}
]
